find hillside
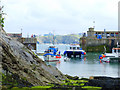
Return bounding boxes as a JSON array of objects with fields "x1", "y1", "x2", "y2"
[{"x1": 37, "y1": 34, "x2": 81, "y2": 44}]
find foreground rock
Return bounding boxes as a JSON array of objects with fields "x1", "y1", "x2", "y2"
[
  {"x1": 0, "y1": 27, "x2": 67, "y2": 88},
  {"x1": 87, "y1": 76, "x2": 120, "y2": 89}
]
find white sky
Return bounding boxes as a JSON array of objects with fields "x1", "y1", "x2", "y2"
[{"x1": 2, "y1": 0, "x2": 119, "y2": 36}]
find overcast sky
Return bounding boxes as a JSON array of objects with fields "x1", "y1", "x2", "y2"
[{"x1": 2, "y1": 0, "x2": 119, "y2": 36}]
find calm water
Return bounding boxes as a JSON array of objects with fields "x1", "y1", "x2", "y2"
[{"x1": 37, "y1": 44, "x2": 120, "y2": 78}]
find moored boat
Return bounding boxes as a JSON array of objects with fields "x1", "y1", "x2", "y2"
[
  {"x1": 63, "y1": 44, "x2": 86, "y2": 58},
  {"x1": 43, "y1": 46, "x2": 61, "y2": 62},
  {"x1": 99, "y1": 47, "x2": 120, "y2": 63}
]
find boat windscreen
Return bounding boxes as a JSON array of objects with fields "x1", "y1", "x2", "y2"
[
  {"x1": 73, "y1": 47, "x2": 76, "y2": 50},
  {"x1": 77, "y1": 47, "x2": 80, "y2": 50}
]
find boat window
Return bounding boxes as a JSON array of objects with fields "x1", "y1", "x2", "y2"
[
  {"x1": 77, "y1": 47, "x2": 80, "y2": 50},
  {"x1": 118, "y1": 49, "x2": 120, "y2": 52},
  {"x1": 70, "y1": 47, "x2": 72, "y2": 49},
  {"x1": 114, "y1": 49, "x2": 116, "y2": 53},
  {"x1": 73, "y1": 47, "x2": 76, "y2": 50}
]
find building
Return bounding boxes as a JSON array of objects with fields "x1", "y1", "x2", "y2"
[
  {"x1": 20, "y1": 37, "x2": 37, "y2": 50},
  {"x1": 44, "y1": 32, "x2": 53, "y2": 36},
  {"x1": 7, "y1": 33, "x2": 37, "y2": 50},
  {"x1": 80, "y1": 27, "x2": 120, "y2": 52},
  {"x1": 7, "y1": 33, "x2": 22, "y2": 40},
  {"x1": 87, "y1": 27, "x2": 119, "y2": 38}
]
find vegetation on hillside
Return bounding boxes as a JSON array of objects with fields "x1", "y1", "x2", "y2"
[
  {"x1": 37, "y1": 34, "x2": 82, "y2": 44},
  {"x1": 0, "y1": 5, "x2": 5, "y2": 27}
]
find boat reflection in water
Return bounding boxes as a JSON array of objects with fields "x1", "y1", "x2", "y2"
[{"x1": 45, "y1": 61, "x2": 61, "y2": 67}]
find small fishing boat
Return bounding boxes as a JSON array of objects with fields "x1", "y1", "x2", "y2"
[
  {"x1": 99, "y1": 44, "x2": 120, "y2": 63},
  {"x1": 63, "y1": 44, "x2": 86, "y2": 58},
  {"x1": 43, "y1": 46, "x2": 61, "y2": 62}
]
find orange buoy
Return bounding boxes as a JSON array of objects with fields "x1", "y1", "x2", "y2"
[
  {"x1": 103, "y1": 55, "x2": 106, "y2": 58},
  {"x1": 84, "y1": 52, "x2": 86, "y2": 55},
  {"x1": 100, "y1": 57, "x2": 103, "y2": 59}
]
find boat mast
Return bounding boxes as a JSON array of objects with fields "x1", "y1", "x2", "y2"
[
  {"x1": 104, "y1": 46, "x2": 106, "y2": 53},
  {"x1": 53, "y1": 30, "x2": 55, "y2": 45}
]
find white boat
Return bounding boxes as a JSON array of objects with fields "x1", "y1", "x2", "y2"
[
  {"x1": 99, "y1": 46, "x2": 120, "y2": 63},
  {"x1": 63, "y1": 44, "x2": 86, "y2": 58},
  {"x1": 43, "y1": 46, "x2": 61, "y2": 62}
]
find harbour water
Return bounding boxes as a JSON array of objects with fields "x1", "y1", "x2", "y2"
[{"x1": 37, "y1": 44, "x2": 120, "y2": 78}]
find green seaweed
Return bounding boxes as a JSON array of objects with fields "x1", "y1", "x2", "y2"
[
  {"x1": 80, "y1": 83, "x2": 85, "y2": 86},
  {"x1": 31, "y1": 86, "x2": 51, "y2": 88},
  {"x1": 5, "y1": 75, "x2": 102, "y2": 90},
  {"x1": 82, "y1": 86, "x2": 102, "y2": 90},
  {"x1": 60, "y1": 79, "x2": 88, "y2": 87}
]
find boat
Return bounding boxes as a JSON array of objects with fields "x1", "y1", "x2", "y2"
[
  {"x1": 99, "y1": 44, "x2": 120, "y2": 63},
  {"x1": 63, "y1": 44, "x2": 86, "y2": 58},
  {"x1": 43, "y1": 46, "x2": 61, "y2": 62}
]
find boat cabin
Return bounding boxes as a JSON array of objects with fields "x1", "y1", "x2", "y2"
[
  {"x1": 112, "y1": 48, "x2": 120, "y2": 53},
  {"x1": 64, "y1": 45, "x2": 85, "y2": 58},
  {"x1": 69, "y1": 45, "x2": 82, "y2": 50},
  {"x1": 45, "y1": 46, "x2": 58, "y2": 54}
]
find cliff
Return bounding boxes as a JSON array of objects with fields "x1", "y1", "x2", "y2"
[{"x1": 0, "y1": 27, "x2": 67, "y2": 88}]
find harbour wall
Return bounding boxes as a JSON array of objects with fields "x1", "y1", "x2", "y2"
[
  {"x1": 80, "y1": 37, "x2": 120, "y2": 52},
  {"x1": 18, "y1": 37, "x2": 37, "y2": 50},
  {"x1": 7, "y1": 33, "x2": 37, "y2": 50}
]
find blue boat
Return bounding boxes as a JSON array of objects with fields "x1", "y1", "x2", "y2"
[
  {"x1": 64, "y1": 44, "x2": 86, "y2": 58},
  {"x1": 43, "y1": 46, "x2": 61, "y2": 62}
]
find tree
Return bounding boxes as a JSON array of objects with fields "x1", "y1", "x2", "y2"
[{"x1": 0, "y1": 1, "x2": 6, "y2": 28}]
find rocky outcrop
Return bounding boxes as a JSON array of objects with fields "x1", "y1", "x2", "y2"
[{"x1": 0, "y1": 27, "x2": 67, "y2": 87}]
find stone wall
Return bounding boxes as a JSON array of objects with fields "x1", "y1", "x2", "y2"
[
  {"x1": 18, "y1": 37, "x2": 37, "y2": 50},
  {"x1": 80, "y1": 37, "x2": 120, "y2": 52}
]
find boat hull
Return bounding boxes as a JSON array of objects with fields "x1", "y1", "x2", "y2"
[
  {"x1": 64, "y1": 51, "x2": 85, "y2": 58},
  {"x1": 44, "y1": 55, "x2": 61, "y2": 62},
  {"x1": 101, "y1": 57, "x2": 120, "y2": 63}
]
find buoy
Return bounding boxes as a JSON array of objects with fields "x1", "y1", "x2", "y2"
[
  {"x1": 100, "y1": 57, "x2": 103, "y2": 59},
  {"x1": 84, "y1": 52, "x2": 86, "y2": 55},
  {"x1": 103, "y1": 55, "x2": 106, "y2": 58},
  {"x1": 99, "y1": 55, "x2": 102, "y2": 59}
]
